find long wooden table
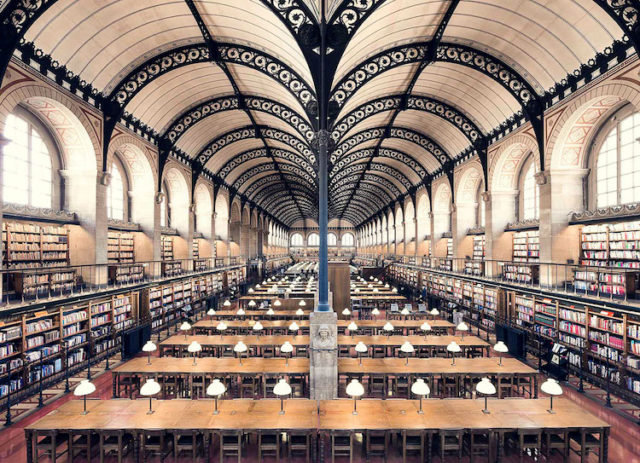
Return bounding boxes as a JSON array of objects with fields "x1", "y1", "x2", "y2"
[
  {"x1": 24, "y1": 398, "x2": 609, "y2": 463},
  {"x1": 338, "y1": 358, "x2": 538, "y2": 398},
  {"x1": 337, "y1": 335, "x2": 490, "y2": 356},
  {"x1": 206, "y1": 309, "x2": 311, "y2": 319},
  {"x1": 112, "y1": 357, "x2": 310, "y2": 399},
  {"x1": 159, "y1": 335, "x2": 310, "y2": 357}
]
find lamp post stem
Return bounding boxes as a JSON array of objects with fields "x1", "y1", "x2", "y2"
[
  {"x1": 148, "y1": 397, "x2": 153, "y2": 414},
  {"x1": 499, "y1": 354, "x2": 502, "y2": 366},
  {"x1": 83, "y1": 395, "x2": 87, "y2": 415},
  {"x1": 419, "y1": 396, "x2": 423, "y2": 414},
  {"x1": 214, "y1": 397, "x2": 219, "y2": 415},
  {"x1": 280, "y1": 398, "x2": 284, "y2": 415},
  {"x1": 148, "y1": 352, "x2": 152, "y2": 365}
]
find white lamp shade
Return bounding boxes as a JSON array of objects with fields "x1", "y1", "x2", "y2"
[
  {"x1": 401, "y1": 308, "x2": 410, "y2": 315},
  {"x1": 237, "y1": 308, "x2": 246, "y2": 315},
  {"x1": 457, "y1": 322, "x2": 469, "y2": 331},
  {"x1": 420, "y1": 322, "x2": 432, "y2": 332},
  {"x1": 187, "y1": 341, "x2": 202, "y2": 353},
  {"x1": 347, "y1": 322, "x2": 358, "y2": 331},
  {"x1": 296, "y1": 308, "x2": 304, "y2": 315},
  {"x1": 273, "y1": 379, "x2": 292, "y2": 396},
  {"x1": 142, "y1": 341, "x2": 157, "y2": 353},
  {"x1": 355, "y1": 342, "x2": 368, "y2": 353},
  {"x1": 392, "y1": 288, "x2": 398, "y2": 293},
  {"x1": 253, "y1": 321, "x2": 264, "y2": 331},
  {"x1": 342, "y1": 308, "x2": 351, "y2": 315},
  {"x1": 248, "y1": 300, "x2": 256, "y2": 307},
  {"x1": 289, "y1": 322, "x2": 300, "y2": 331},
  {"x1": 266, "y1": 308, "x2": 275, "y2": 315},
  {"x1": 368, "y1": 284, "x2": 373, "y2": 288},
  {"x1": 447, "y1": 341, "x2": 461, "y2": 353},
  {"x1": 262, "y1": 281, "x2": 267, "y2": 285},
  {"x1": 299, "y1": 300, "x2": 306, "y2": 307},
  {"x1": 207, "y1": 309, "x2": 216, "y2": 316},
  {"x1": 369, "y1": 276, "x2": 374, "y2": 280},
  {"x1": 373, "y1": 288, "x2": 379, "y2": 293},
  {"x1": 223, "y1": 300, "x2": 231, "y2": 307},
  {"x1": 476, "y1": 377, "x2": 496, "y2": 395},
  {"x1": 274, "y1": 300, "x2": 281, "y2": 307},
  {"x1": 354, "y1": 288, "x2": 360, "y2": 293},
  {"x1": 384, "y1": 283, "x2": 389, "y2": 288},
  {"x1": 256, "y1": 284, "x2": 261, "y2": 289},
  {"x1": 429, "y1": 308, "x2": 439, "y2": 316},
  {"x1": 400, "y1": 341, "x2": 415, "y2": 353},
  {"x1": 140, "y1": 378, "x2": 161, "y2": 397},
  {"x1": 493, "y1": 341, "x2": 509, "y2": 353},
  {"x1": 383, "y1": 322, "x2": 394, "y2": 331},
  {"x1": 280, "y1": 341, "x2": 294, "y2": 353},
  {"x1": 180, "y1": 322, "x2": 192, "y2": 331},
  {"x1": 371, "y1": 308, "x2": 380, "y2": 316},
  {"x1": 248, "y1": 288, "x2": 254, "y2": 293},
  {"x1": 206, "y1": 379, "x2": 226, "y2": 397},
  {"x1": 346, "y1": 379, "x2": 365, "y2": 397},
  {"x1": 74, "y1": 379, "x2": 96, "y2": 397},
  {"x1": 411, "y1": 378, "x2": 430, "y2": 396},
  {"x1": 233, "y1": 341, "x2": 248, "y2": 353},
  {"x1": 540, "y1": 378, "x2": 563, "y2": 396},
  {"x1": 374, "y1": 278, "x2": 379, "y2": 282},
  {"x1": 216, "y1": 321, "x2": 228, "y2": 331}
]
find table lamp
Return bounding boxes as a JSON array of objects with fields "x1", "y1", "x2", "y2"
[
  {"x1": 371, "y1": 308, "x2": 380, "y2": 320},
  {"x1": 142, "y1": 340, "x2": 156, "y2": 365},
  {"x1": 429, "y1": 308, "x2": 439, "y2": 319},
  {"x1": 140, "y1": 378, "x2": 161, "y2": 414},
  {"x1": 274, "y1": 299, "x2": 282, "y2": 307},
  {"x1": 374, "y1": 278, "x2": 379, "y2": 283},
  {"x1": 447, "y1": 341, "x2": 461, "y2": 365},
  {"x1": 392, "y1": 287, "x2": 398, "y2": 293},
  {"x1": 253, "y1": 321, "x2": 264, "y2": 335},
  {"x1": 281, "y1": 341, "x2": 294, "y2": 365},
  {"x1": 273, "y1": 379, "x2": 292, "y2": 414},
  {"x1": 299, "y1": 300, "x2": 306, "y2": 307},
  {"x1": 368, "y1": 283, "x2": 373, "y2": 289},
  {"x1": 188, "y1": 340, "x2": 202, "y2": 365},
  {"x1": 400, "y1": 341, "x2": 414, "y2": 365},
  {"x1": 493, "y1": 341, "x2": 509, "y2": 366},
  {"x1": 354, "y1": 288, "x2": 360, "y2": 293},
  {"x1": 383, "y1": 322, "x2": 394, "y2": 337},
  {"x1": 346, "y1": 379, "x2": 365, "y2": 415},
  {"x1": 369, "y1": 276, "x2": 374, "y2": 280},
  {"x1": 266, "y1": 308, "x2": 275, "y2": 316},
  {"x1": 355, "y1": 341, "x2": 368, "y2": 365},
  {"x1": 296, "y1": 308, "x2": 304, "y2": 316},
  {"x1": 289, "y1": 321, "x2": 300, "y2": 337},
  {"x1": 476, "y1": 377, "x2": 496, "y2": 414},
  {"x1": 216, "y1": 321, "x2": 227, "y2": 338},
  {"x1": 540, "y1": 378, "x2": 563, "y2": 413},
  {"x1": 456, "y1": 321, "x2": 469, "y2": 340},
  {"x1": 347, "y1": 321, "x2": 358, "y2": 338},
  {"x1": 223, "y1": 299, "x2": 231, "y2": 308},
  {"x1": 180, "y1": 321, "x2": 192, "y2": 340},
  {"x1": 384, "y1": 283, "x2": 389, "y2": 288},
  {"x1": 207, "y1": 308, "x2": 216, "y2": 321},
  {"x1": 411, "y1": 378, "x2": 430, "y2": 414},
  {"x1": 420, "y1": 322, "x2": 431, "y2": 340},
  {"x1": 256, "y1": 284, "x2": 261, "y2": 289},
  {"x1": 342, "y1": 308, "x2": 351, "y2": 317},
  {"x1": 248, "y1": 288, "x2": 254, "y2": 294},
  {"x1": 234, "y1": 341, "x2": 248, "y2": 365},
  {"x1": 248, "y1": 300, "x2": 256, "y2": 308},
  {"x1": 401, "y1": 307, "x2": 410, "y2": 316},
  {"x1": 236, "y1": 307, "x2": 246, "y2": 316},
  {"x1": 373, "y1": 288, "x2": 379, "y2": 293},
  {"x1": 206, "y1": 379, "x2": 226, "y2": 414},
  {"x1": 74, "y1": 379, "x2": 96, "y2": 415}
]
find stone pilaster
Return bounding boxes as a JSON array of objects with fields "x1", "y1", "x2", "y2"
[
  {"x1": 309, "y1": 311, "x2": 338, "y2": 399},
  {"x1": 0, "y1": 134, "x2": 7, "y2": 300},
  {"x1": 483, "y1": 190, "x2": 517, "y2": 277}
]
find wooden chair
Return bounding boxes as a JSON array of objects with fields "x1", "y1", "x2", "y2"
[
  {"x1": 369, "y1": 374, "x2": 386, "y2": 397},
  {"x1": 442, "y1": 375, "x2": 458, "y2": 398},
  {"x1": 287, "y1": 431, "x2": 310, "y2": 462},
  {"x1": 498, "y1": 376, "x2": 513, "y2": 398},
  {"x1": 392, "y1": 375, "x2": 410, "y2": 398},
  {"x1": 140, "y1": 430, "x2": 172, "y2": 461},
  {"x1": 516, "y1": 374, "x2": 534, "y2": 398},
  {"x1": 509, "y1": 429, "x2": 542, "y2": 463},
  {"x1": 569, "y1": 428, "x2": 604, "y2": 463},
  {"x1": 191, "y1": 374, "x2": 207, "y2": 398},
  {"x1": 401, "y1": 430, "x2": 423, "y2": 463},
  {"x1": 366, "y1": 430, "x2": 388, "y2": 461},
  {"x1": 439, "y1": 428, "x2": 464, "y2": 462},
  {"x1": 258, "y1": 431, "x2": 281, "y2": 462},
  {"x1": 290, "y1": 374, "x2": 306, "y2": 396},
  {"x1": 34, "y1": 430, "x2": 68, "y2": 463},
  {"x1": 331, "y1": 431, "x2": 352, "y2": 463},
  {"x1": 544, "y1": 429, "x2": 569, "y2": 462},
  {"x1": 68, "y1": 430, "x2": 98, "y2": 462},
  {"x1": 173, "y1": 430, "x2": 203, "y2": 461},
  {"x1": 240, "y1": 376, "x2": 257, "y2": 398},
  {"x1": 465, "y1": 429, "x2": 491, "y2": 463},
  {"x1": 99, "y1": 429, "x2": 132, "y2": 463},
  {"x1": 220, "y1": 431, "x2": 243, "y2": 463}
]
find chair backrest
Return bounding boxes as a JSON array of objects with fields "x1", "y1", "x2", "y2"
[
  {"x1": 418, "y1": 304, "x2": 427, "y2": 313},
  {"x1": 390, "y1": 304, "x2": 399, "y2": 312},
  {"x1": 404, "y1": 304, "x2": 413, "y2": 312}
]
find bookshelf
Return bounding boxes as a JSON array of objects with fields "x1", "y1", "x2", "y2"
[
  {"x1": 192, "y1": 240, "x2": 199, "y2": 259},
  {"x1": 161, "y1": 261, "x2": 183, "y2": 277},
  {"x1": 513, "y1": 230, "x2": 540, "y2": 262},
  {"x1": 581, "y1": 220, "x2": 640, "y2": 269},
  {"x1": 108, "y1": 264, "x2": 145, "y2": 285},
  {"x1": 107, "y1": 231, "x2": 135, "y2": 263},
  {"x1": 2, "y1": 222, "x2": 70, "y2": 269},
  {"x1": 161, "y1": 235, "x2": 174, "y2": 260}
]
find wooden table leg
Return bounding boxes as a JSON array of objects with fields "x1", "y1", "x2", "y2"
[
  {"x1": 133, "y1": 431, "x2": 140, "y2": 463},
  {"x1": 24, "y1": 430, "x2": 33, "y2": 463},
  {"x1": 534, "y1": 374, "x2": 538, "y2": 398},
  {"x1": 602, "y1": 427, "x2": 609, "y2": 463},
  {"x1": 112, "y1": 373, "x2": 118, "y2": 398}
]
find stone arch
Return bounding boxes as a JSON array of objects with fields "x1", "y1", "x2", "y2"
[
  {"x1": 194, "y1": 181, "x2": 213, "y2": 238},
  {"x1": 489, "y1": 134, "x2": 538, "y2": 192},
  {"x1": 215, "y1": 191, "x2": 230, "y2": 242},
  {"x1": 456, "y1": 161, "x2": 484, "y2": 205},
  {"x1": 404, "y1": 199, "x2": 416, "y2": 244},
  {"x1": 416, "y1": 188, "x2": 431, "y2": 256},
  {"x1": 433, "y1": 181, "x2": 452, "y2": 237},
  {"x1": 163, "y1": 164, "x2": 190, "y2": 235}
]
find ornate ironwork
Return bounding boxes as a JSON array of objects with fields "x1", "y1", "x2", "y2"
[
  {"x1": 330, "y1": 147, "x2": 427, "y2": 178},
  {"x1": 330, "y1": 162, "x2": 412, "y2": 190},
  {"x1": 329, "y1": 0, "x2": 386, "y2": 34},
  {"x1": 218, "y1": 147, "x2": 316, "y2": 180},
  {"x1": 232, "y1": 162, "x2": 316, "y2": 191}
]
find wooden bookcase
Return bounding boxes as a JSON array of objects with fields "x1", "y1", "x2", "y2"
[
  {"x1": 161, "y1": 235, "x2": 174, "y2": 260},
  {"x1": 107, "y1": 231, "x2": 135, "y2": 263}
]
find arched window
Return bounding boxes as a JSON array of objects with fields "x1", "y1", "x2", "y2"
[
  {"x1": 594, "y1": 111, "x2": 640, "y2": 208},
  {"x1": 107, "y1": 163, "x2": 125, "y2": 220},
  {"x1": 3, "y1": 113, "x2": 53, "y2": 209},
  {"x1": 342, "y1": 232, "x2": 355, "y2": 247},
  {"x1": 327, "y1": 233, "x2": 337, "y2": 246},
  {"x1": 520, "y1": 157, "x2": 539, "y2": 220},
  {"x1": 307, "y1": 233, "x2": 319, "y2": 246},
  {"x1": 290, "y1": 233, "x2": 303, "y2": 247}
]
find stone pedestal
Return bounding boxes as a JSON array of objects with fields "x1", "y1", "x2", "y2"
[{"x1": 309, "y1": 311, "x2": 338, "y2": 400}]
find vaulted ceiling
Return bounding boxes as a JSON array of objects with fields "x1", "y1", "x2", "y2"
[{"x1": 2, "y1": 0, "x2": 632, "y2": 226}]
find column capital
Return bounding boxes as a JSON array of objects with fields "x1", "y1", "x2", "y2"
[
  {"x1": 548, "y1": 167, "x2": 590, "y2": 180},
  {"x1": 155, "y1": 191, "x2": 165, "y2": 204},
  {"x1": 534, "y1": 170, "x2": 548, "y2": 186}
]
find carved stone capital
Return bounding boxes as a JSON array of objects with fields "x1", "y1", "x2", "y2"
[
  {"x1": 534, "y1": 171, "x2": 548, "y2": 186},
  {"x1": 99, "y1": 171, "x2": 111, "y2": 186},
  {"x1": 155, "y1": 191, "x2": 165, "y2": 204},
  {"x1": 481, "y1": 191, "x2": 491, "y2": 203}
]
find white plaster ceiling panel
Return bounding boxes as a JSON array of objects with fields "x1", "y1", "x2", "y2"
[
  {"x1": 251, "y1": 112, "x2": 309, "y2": 142},
  {"x1": 447, "y1": 0, "x2": 623, "y2": 92},
  {"x1": 196, "y1": 0, "x2": 313, "y2": 84},
  {"x1": 340, "y1": 138, "x2": 380, "y2": 159},
  {"x1": 264, "y1": 139, "x2": 307, "y2": 155},
  {"x1": 413, "y1": 63, "x2": 520, "y2": 130},
  {"x1": 176, "y1": 110, "x2": 250, "y2": 157},
  {"x1": 26, "y1": 0, "x2": 201, "y2": 91},
  {"x1": 393, "y1": 112, "x2": 468, "y2": 156},
  {"x1": 205, "y1": 138, "x2": 262, "y2": 172},
  {"x1": 381, "y1": 137, "x2": 442, "y2": 173},
  {"x1": 227, "y1": 64, "x2": 310, "y2": 120},
  {"x1": 337, "y1": 63, "x2": 419, "y2": 120},
  {"x1": 226, "y1": 157, "x2": 276, "y2": 184},
  {"x1": 336, "y1": 0, "x2": 448, "y2": 83},
  {"x1": 237, "y1": 170, "x2": 278, "y2": 194},
  {"x1": 371, "y1": 157, "x2": 421, "y2": 184},
  {"x1": 126, "y1": 63, "x2": 233, "y2": 131},
  {"x1": 339, "y1": 111, "x2": 395, "y2": 142}
]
